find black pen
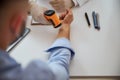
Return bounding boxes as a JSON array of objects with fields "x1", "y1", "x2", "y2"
[{"x1": 85, "y1": 12, "x2": 91, "y2": 26}]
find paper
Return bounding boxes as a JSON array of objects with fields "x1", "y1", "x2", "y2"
[{"x1": 31, "y1": 19, "x2": 42, "y2": 25}]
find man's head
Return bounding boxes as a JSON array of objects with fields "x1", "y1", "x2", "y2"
[{"x1": 0, "y1": 0, "x2": 29, "y2": 50}]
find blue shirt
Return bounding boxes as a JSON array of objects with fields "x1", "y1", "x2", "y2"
[{"x1": 0, "y1": 38, "x2": 75, "y2": 80}]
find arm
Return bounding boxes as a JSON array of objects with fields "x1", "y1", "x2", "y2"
[
  {"x1": 57, "y1": 9, "x2": 73, "y2": 40},
  {"x1": 0, "y1": 10, "x2": 74, "y2": 80},
  {"x1": 46, "y1": 10, "x2": 75, "y2": 80},
  {"x1": 57, "y1": 24, "x2": 70, "y2": 40}
]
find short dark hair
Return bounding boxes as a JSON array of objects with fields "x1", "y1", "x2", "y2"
[
  {"x1": 0, "y1": 0, "x2": 7, "y2": 7},
  {"x1": 0, "y1": 0, "x2": 28, "y2": 28},
  {"x1": 0, "y1": 0, "x2": 28, "y2": 8},
  {"x1": 0, "y1": 0, "x2": 17, "y2": 8}
]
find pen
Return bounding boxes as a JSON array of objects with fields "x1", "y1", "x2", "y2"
[
  {"x1": 92, "y1": 11, "x2": 100, "y2": 30},
  {"x1": 85, "y1": 12, "x2": 91, "y2": 26}
]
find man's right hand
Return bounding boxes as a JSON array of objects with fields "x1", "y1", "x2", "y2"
[
  {"x1": 60, "y1": 9, "x2": 73, "y2": 24},
  {"x1": 57, "y1": 9, "x2": 74, "y2": 40}
]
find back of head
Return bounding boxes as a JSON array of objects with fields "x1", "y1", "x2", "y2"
[
  {"x1": 0, "y1": 0, "x2": 29, "y2": 50},
  {"x1": 0, "y1": 0, "x2": 29, "y2": 27}
]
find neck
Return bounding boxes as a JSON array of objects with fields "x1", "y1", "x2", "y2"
[
  {"x1": 0, "y1": 43, "x2": 7, "y2": 51},
  {"x1": 0, "y1": 30, "x2": 11, "y2": 51},
  {"x1": 0, "y1": 34, "x2": 10, "y2": 51},
  {"x1": 0, "y1": 39, "x2": 8, "y2": 51}
]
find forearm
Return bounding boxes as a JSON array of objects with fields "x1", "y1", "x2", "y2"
[{"x1": 57, "y1": 24, "x2": 71, "y2": 40}]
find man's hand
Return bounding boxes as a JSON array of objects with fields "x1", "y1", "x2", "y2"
[
  {"x1": 60, "y1": 9, "x2": 73, "y2": 25},
  {"x1": 30, "y1": 3, "x2": 50, "y2": 24},
  {"x1": 57, "y1": 9, "x2": 73, "y2": 40},
  {"x1": 49, "y1": 0, "x2": 74, "y2": 13}
]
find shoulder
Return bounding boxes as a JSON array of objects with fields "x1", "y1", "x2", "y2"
[{"x1": 22, "y1": 60, "x2": 56, "y2": 80}]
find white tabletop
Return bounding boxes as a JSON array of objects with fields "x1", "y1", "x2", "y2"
[{"x1": 10, "y1": 0, "x2": 120, "y2": 77}]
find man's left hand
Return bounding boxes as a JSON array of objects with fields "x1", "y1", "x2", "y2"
[{"x1": 49, "y1": 0, "x2": 74, "y2": 13}]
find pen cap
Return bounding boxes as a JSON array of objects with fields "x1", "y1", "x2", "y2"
[{"x1": 44, "y1": 10, "x2": 61, "y2": 28}]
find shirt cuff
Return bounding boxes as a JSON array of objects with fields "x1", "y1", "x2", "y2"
[{"x1": 46, "y1": 38, "x2": 75, "y2": 58}]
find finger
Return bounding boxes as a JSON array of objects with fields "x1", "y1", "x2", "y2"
[
  {"x1": 59, "y1": 10, "x2": 69, "y2": 20},
  {"x1": 68, "y1": 9, "x2": 73, "y2": 15},
  {"x1": 66, "y1": 9, "x2": 73, "y2": 17},
  {"x1": 64, "y1": 10, "x2": 73, "y2": 21},
  {"x1": 62, "y1": 9, "x2": 69, "y2": 18},
  {"x1": 59, "y1": 14, "x2": 65, "y2": 20}
]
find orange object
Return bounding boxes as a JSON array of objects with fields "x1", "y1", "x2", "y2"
[{"x1": 44, "y1": 10, "x2": 61, "y2": 28}]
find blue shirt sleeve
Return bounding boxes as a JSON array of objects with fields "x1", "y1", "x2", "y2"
[
  {"x1": 46, "y1": 38, "x2": 75, "y2": 59},
  {"x1": 46, "y1": 38, "x2": 75, "y2": 80}
]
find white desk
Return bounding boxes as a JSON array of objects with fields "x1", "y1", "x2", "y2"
[{"x1": 10, "y1": 0, "x2": 120, "y2": 77}]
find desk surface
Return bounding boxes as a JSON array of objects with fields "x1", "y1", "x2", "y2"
[{"x1": 10, "y1": 0, "x2": 120, "y2": 77}]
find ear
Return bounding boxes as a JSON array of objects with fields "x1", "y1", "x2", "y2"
[{"x1": 10, "y1": 13, "x2": 23, "y2": 36}]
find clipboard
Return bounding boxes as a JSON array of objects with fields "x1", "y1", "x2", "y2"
[
  {"x1": 31, "y1": 18, "x2": 51, "y2": 26},
  {"x1": 31, "y1": 19, "x2": 44, "y2": 25}
]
